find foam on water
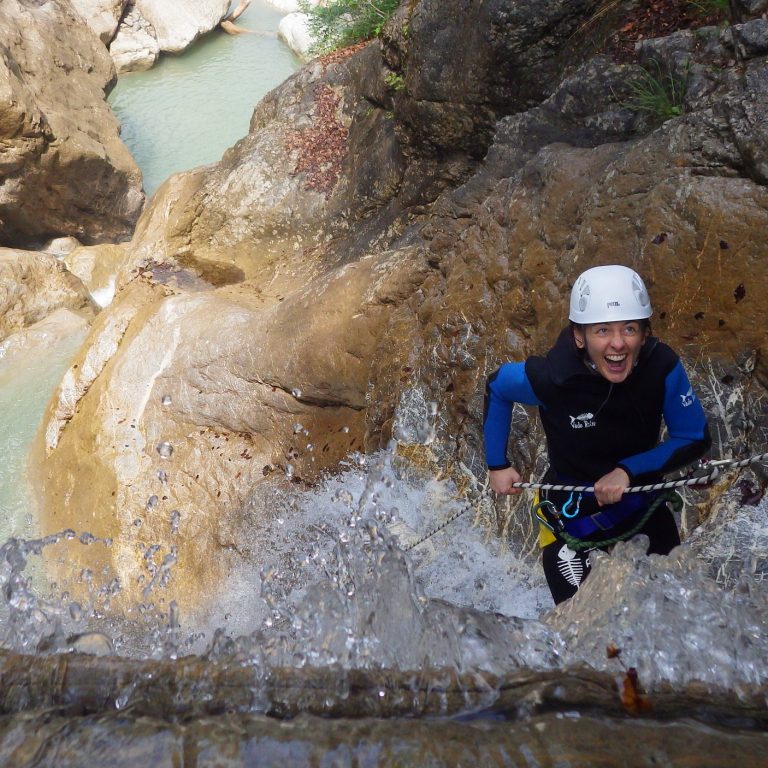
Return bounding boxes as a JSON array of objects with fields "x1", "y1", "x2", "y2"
[
  {"x1": 191, "y1": 451, "x2": 767, "y2": 690},
  {"x1": 1, "y1": 445, "x2": 766, "y2": 694}
]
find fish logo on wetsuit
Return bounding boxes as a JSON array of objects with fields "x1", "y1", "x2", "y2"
[{"x1": 568, "y1": 412, "x2": 596, "y2": 429}]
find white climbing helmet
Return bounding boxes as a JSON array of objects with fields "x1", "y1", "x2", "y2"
[{"x1": 569, "y1": 264, "x2": 652, "y2": 324}]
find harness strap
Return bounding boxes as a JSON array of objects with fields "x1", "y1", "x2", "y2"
[{"x1": 532, "y1": 490, "x2": 682, "y2": 552}]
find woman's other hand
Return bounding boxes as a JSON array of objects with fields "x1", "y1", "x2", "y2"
[
  {"x1": 489, "y1": 467, "x2": 522, "y2": 495},
  {"x1": 593, "y1": 467, "x2": 630, "y2": 506}
]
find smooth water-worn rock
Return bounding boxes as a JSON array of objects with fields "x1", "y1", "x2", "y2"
[
  {"x1": 68, "y1": 0, "x2": 128, "y2": 44},
  {"x1": 0, "y1": 652, "x2": 765, "y2": 767},
  {"x1": 278, "y1": 13, "x2": 313, "y2": 58},
  {"x1": 0, "y1": 249, "x2": 96, "y2": 342},
  {"x1": 134, "y1": 0, "x2": 230, "y2": 53},
  {"x1": 1, "y1": 708, "x2": 765, "y2": 768},
  {"x1": 0, "y1": 0, "x2": 143, "y2": 248},
  {"x1": 109, "y1": 4, "x2": 161, "y2": 73},
  {"x1": 34, "y1": 247, "x2": 431, "y2": 608}
]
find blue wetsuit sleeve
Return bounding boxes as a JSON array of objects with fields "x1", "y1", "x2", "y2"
[
  {"x1": 483, "y1": 363, "x2": 542, "y2": 470},
  {"x1": 617, "y1": 361, "x2": 711, "y2": 481}
]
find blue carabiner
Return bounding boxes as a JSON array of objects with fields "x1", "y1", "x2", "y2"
[{"x1": 561, "y1": 491, "x2": 582, "y2": 518}]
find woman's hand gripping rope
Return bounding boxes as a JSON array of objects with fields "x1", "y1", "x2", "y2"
[{"x1": 488, "y1": 466, "x2": 523, "y2": 495}]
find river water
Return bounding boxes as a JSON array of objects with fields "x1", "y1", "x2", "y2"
[{"x1": 107, "y1": 1, "x2": 300, "y2": 197}]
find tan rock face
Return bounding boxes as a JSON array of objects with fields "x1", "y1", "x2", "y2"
[
  {"x1": 34, "y1": 247, "x2": 431, "y2": 610},
  {"x1": 0, "y1": 0, "x2": 143, "y2": 247},
  {"x1": 63, "y1": 242, "x2": 132, "y2": 306},
  {"x1": 0, "y1": 248, "x2": 96, "y2": 342}
]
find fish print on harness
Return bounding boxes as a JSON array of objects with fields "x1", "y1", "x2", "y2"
[{"x1": 556, "y1": 544, "x2": 588, "y2": 588}]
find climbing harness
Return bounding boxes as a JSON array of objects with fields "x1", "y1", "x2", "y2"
[
  {"x1": 533, "y1": 490, "x2": 682, "y2": 551},
  {"x1": 402, "y1": 450, "x2": 768, "y2": 552}
]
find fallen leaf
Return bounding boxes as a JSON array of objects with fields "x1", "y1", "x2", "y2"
[
  {"x1": 621, "y1": 667, "x2": 652, "y2": 716},
  {"x1": 606, "y1": 643, "x2": 622, "y2": 659}
]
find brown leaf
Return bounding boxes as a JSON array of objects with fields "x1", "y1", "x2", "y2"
[
  {"x1": 606, "y1": 643, "x2": 622, "y2": 659},
  {"x1": 621, "y1": 667, "x2": 652, "y2": 716}
]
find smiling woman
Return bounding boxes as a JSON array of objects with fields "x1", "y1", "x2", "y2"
[{"x1": 483, "y1": 264, "x2": 712, "y2": 605}]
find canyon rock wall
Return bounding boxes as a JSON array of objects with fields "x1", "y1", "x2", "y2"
[{"x1": 27, "y1": 1, "x2": 768, "y2": 607}]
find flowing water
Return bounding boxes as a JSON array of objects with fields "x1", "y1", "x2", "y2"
[{"x1": 0, "y1": 321, "x2": 86, "y2": 542}]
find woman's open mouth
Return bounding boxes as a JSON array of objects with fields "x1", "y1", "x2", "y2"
[{"x1": 605, "y1": 353, "x2": 628, "y2": 372}]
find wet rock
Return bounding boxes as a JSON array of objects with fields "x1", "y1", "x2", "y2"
[
  {"x1": 0, "y1": 651, "x2": 765, "y2": 766},
  {"x1": 27, "y1": 0, "x2": 768, "y2": 615},
  {"x1": 68, "y1": 632, "x2": 115, "y2": 656},
  {"x1": 62, "y1": 243, "x2": 132, "y2": 307},
  {"x1": 0, "y1": 309, "x2": 90, "y2": 364},
  {"x1": 1, "y1": 708, "x2": 767, "y2": 768},
  {"x1": 34, "y1": 248, "x2": 430, "y2": 610}
]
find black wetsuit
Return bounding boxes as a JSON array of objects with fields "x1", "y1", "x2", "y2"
[{"x1": 484, "y1": 327, "x2": 711, "y2": 604}]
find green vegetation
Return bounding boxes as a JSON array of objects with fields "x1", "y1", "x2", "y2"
[
  {"x1": 384, "y1": 71, "x2": 406, "y2": 91},
  {"x1": 622, "y1": 60, "x2": 689, "y2": 121},
  {"x1": 300, "y1": 0, "x2": 401, "y2": 54}
]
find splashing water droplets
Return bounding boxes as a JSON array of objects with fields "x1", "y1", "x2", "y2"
[{"x1": 156, "y1": 441, "x2": 173, "y2": 459}]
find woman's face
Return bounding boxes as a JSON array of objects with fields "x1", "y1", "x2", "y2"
[{"x1": 573, "y1": 320, "x2": 648, "y2": 383}]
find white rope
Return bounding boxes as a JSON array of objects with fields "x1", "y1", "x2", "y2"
[
  {"x1": 509, "y1": 450, "x2": 768, "y2": 494},
  {"x1": 402, "y1": 451, "x2": 768, "y2": 552}
]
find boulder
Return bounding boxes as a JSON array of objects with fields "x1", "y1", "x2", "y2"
[
  {"x1": 0, "y1": 248, "x2": 96, "y2": 342},
  {"x1": 109, "y1": 6, "x2": 161, "y2": 74},
  {"x1": 34, "y1": 246, "x2": 430, "y2": 610},
  {"x1": 68, "y1": 0, "x2": 128, "y2": 44},
  {"x1": 278, "y1": 13, "x2": 313, "y2": 59},
  {"x1": 0, "y1": 0, "x2": 144, "y2": 247},
  {"x1": 134, "y1": 0, "x2": 230, "y2": 53}
]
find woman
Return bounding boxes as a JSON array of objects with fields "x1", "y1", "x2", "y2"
[{"x1": 483, "y1": 265, "x2": 711, "y2": 604}]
